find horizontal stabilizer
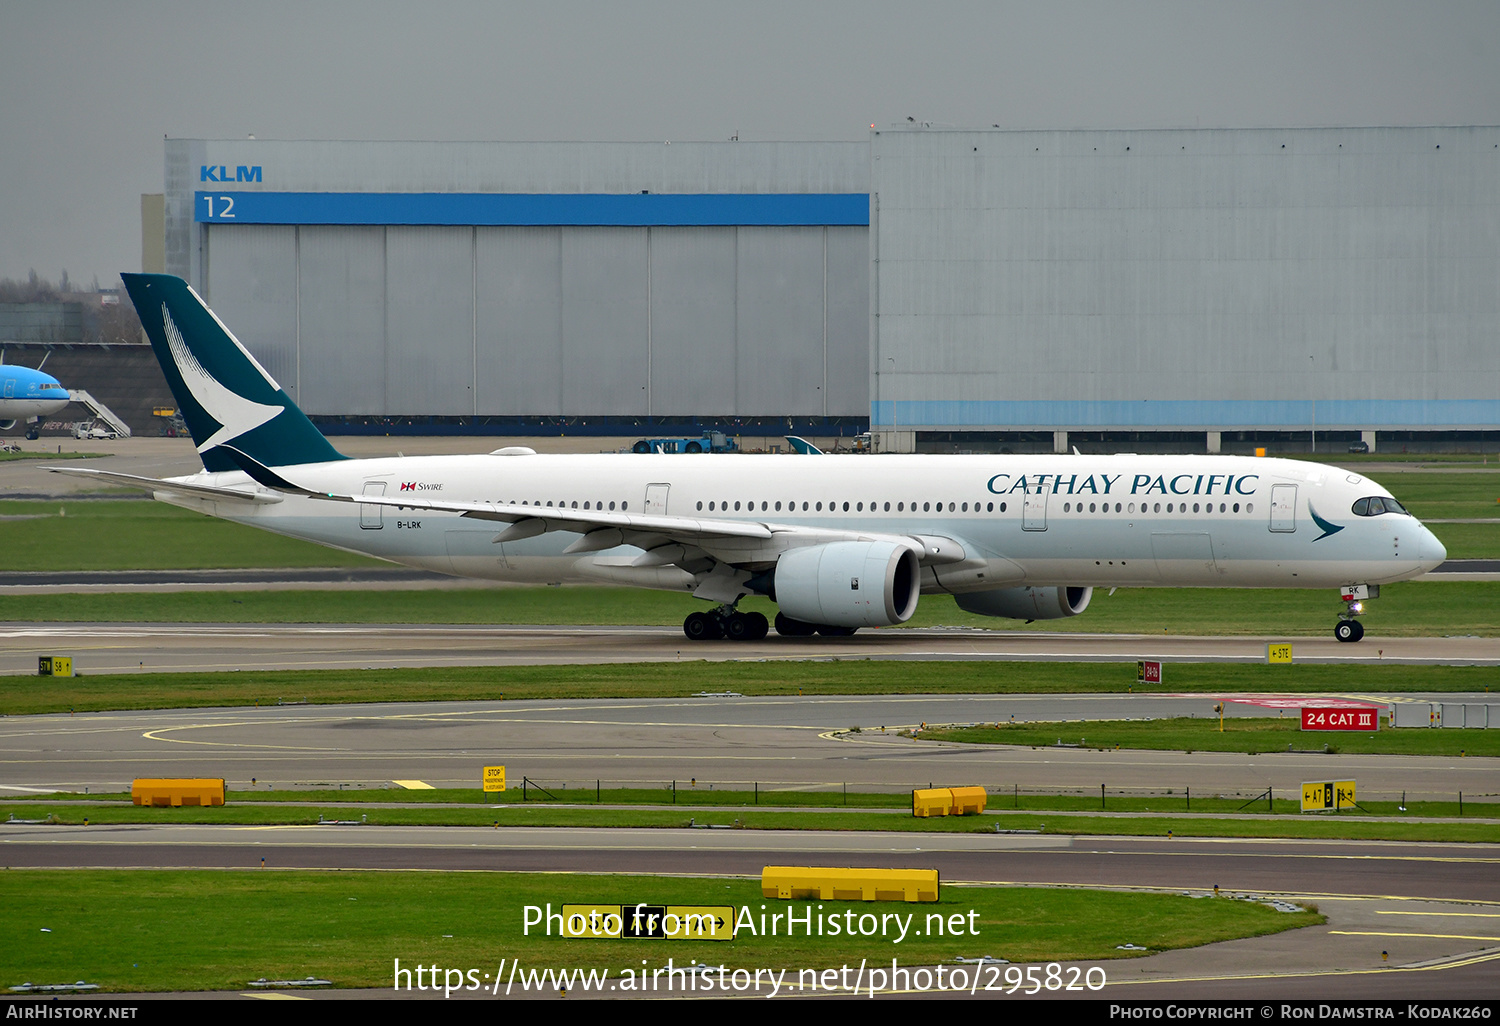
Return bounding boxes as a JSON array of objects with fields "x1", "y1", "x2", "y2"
[{"x1": 43, "y1": 466, "x2": 282, "y2": 504}]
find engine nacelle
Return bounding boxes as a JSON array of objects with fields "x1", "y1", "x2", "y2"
[
  {"x1": 0, "y1": 420, "x2": 14, "y2": 431},
  {"x1": 955, "y1": 585, "x2": 1093, "y2": 620},
  {"x1": 773, "y1": 541, "x2": 920, "y2": 628}
]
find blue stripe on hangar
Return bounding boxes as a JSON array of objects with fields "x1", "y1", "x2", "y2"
[
  {"x1": 195, "y1": 192, "x2": 870, "y2": 226},
  {"x1": 870, "y1": 398, "x2": 1500, "y2": 430}
]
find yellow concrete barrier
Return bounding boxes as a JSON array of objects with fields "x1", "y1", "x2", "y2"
[
  {"x1": 131, "y1": 778, "x2": 225, "y2": 807},
  {"x1": 761, "y1": 866, "x2": 940, "y2": 903},
  {"x1": 913, "y1": 786, "x2": 987, "y2": 816},
  {"x1": 912, "y1": 788, "x2": 951, "y2": 817},
  {"x1": 948, "y1": 786, "x2": 987, "y2": 815}
]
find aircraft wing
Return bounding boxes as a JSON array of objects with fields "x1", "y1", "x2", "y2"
[
  {"x1": 43, "y1": 466, "x2": 283, "y2": 504},
  {"x1": 331, "y1": 490, "x2": 773, "y2": 542},
  {"x1": 319, "y1": 490, "x2": 971, "y2": 566},
  {"x1": 224, "y1": 451, "x2": 973, "y2": 572}
]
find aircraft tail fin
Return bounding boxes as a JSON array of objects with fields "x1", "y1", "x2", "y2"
[{"x1": 120, "y1": 273, "x2": 345, "y2": 472}]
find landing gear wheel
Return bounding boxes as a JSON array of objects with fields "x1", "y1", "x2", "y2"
[
  {"x1": 684, "y1": 611, "x2": 723, "y2": 641},
  {"x1": 1334, "y1": 619, "x2": 1364, "y2": 643},
  {"x1": 725, "y1": 613, "x2": 751, "y2": 641},
  {"x1": 744, "y1": 611, "x2": 768, "y2": 640},
  {"x1": 25, "y1": 428, "x2": 39, "y2": 441},
  {"x1": 816, "y1": 624, "x2": 858, "y2": 637},
  {"x1": 774, "y1": 612, "x2": 817, "y2": 637}
]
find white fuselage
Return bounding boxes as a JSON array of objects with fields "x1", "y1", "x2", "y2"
[{"x1": 156, "y1": 451, "x2": 1446, "y2": 598}]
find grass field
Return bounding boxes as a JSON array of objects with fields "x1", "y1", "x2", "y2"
[
  {"x1": 1, "y1": 579, "x2": 1495, "y2": 638},
  {"x1": 1363, "y1": 470, "x2": 1500, "y2": 522},
  {"x1": 3, "y1": 659, "x2": 1495, "y2": 716},
  {"x1": 4, "y1": 795, "x2": 1494, "y2": 843},
  {"x1": 0, "y1": 870, "x2": 1321, "y2": 992},
  {"x1": 0, "y1": 450, "x2": 99, "y2": 462},
  {"x1": 916, "y1": 716, "x2": 1500, "y2": 757},
  {"x1": 0, "y1": 499, "x2": 381, "y2": 570},
  {"x1": 18, "y1": 784, "x2": 1489, "y2": 813}
]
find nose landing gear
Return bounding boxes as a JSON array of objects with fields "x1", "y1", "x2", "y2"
[{"x1": 1334, "y1": 584, "x2": 1376, "y2": 643}]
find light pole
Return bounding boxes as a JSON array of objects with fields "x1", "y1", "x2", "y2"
[{"x1": 886, "y1": 357, "x2": 898, "y2": 452}]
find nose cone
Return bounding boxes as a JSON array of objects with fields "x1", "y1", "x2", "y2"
[{"x1": 1416, "y1": 524, "x2": 1447, "y2": 572}]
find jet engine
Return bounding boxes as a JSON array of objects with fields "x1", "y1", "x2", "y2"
[
  {"x1": 0, "y1": 420, "x2": 14, "y2": 431},
  {"x1": 955, "y1": 585, "x2": 1093, "y2": 620},
  {"x1": 773, "y1": 541, "x2": 920, "y2": 628}
]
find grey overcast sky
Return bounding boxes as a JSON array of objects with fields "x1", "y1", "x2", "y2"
[{"x1": 1, "y1": 0, "x2": 1497, "y2": 284}]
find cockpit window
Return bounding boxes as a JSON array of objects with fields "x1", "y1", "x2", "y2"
[{"x1": 1352, "y1": 496, "x2": 1408, "y2": 517}]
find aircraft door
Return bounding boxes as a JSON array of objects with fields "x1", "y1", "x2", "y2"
[
  {"x1": 360, "y1": 481, "x2": 386, "y2": 529},
  {"x1": 2, "y1": 379, "x2": 13, "y2": 399},
  {"x1": 1022, "y1": 489, "x2": 1048, "y2": 531},
  {"x1": 644, "y1": 482, "x2": 670, "y2": 516},
  {"x1": 1269, "y1": 484, "x2": 1297, "y2": 533}
]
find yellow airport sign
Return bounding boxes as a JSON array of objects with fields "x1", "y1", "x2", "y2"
[
  {"x1": 482, "y1": 766, "x2": 506, "y2": 792},
  {"x1": 1267, "y1": 643, "x2": 1293, "y2": 664},
  {"x1": 37, "y1": 656, "x2": 73, "y2": 677},
  {"x1": 1301, "y1": 779, "x2": 1357, "y2": 812}
]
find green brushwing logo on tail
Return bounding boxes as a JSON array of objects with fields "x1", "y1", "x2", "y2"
[
  {"x1": 122, "y1": 274, "x2": 345, "y2": 472},
  {"x1": 1308, "y1": 504, "x2": 1345, "y2": 542}
]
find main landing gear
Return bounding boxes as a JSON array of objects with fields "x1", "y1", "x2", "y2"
[
  {"x1": 679, "y1": 608, "x2": 862, "y2": 641},
  {"x1": 1334, "y1": 584, "x2": 1377, "y2": 643},
  {"x1": 683, "y1": 607, "x2": 769, "y2": 642}
]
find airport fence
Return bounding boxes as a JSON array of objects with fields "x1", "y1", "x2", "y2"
[{"x1": 498, "y1": 777, "x2": 1499, "y2": 813}]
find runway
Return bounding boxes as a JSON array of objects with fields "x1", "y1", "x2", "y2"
[
  {"x1": 4, "y1": 621, "x2": 1499, "y2": 675},
  {"x1": 2, "y1": 694, "x2": 1495, "y2": 799},
  {"x1": 2, "y1": 686, "x2": 1496, "y2": 999},
  {"x1": 2, "y1": 824, "x2": 1495, "y2": 999}
]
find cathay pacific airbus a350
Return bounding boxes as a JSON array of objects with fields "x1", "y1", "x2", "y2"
[{"x1": 52, "y1": 273, "x2": 1446, "y2": 643}]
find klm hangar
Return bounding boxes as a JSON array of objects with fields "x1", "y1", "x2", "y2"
[{"x1": 164, "y1": 140, "x2": 871, "y2": 436}]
